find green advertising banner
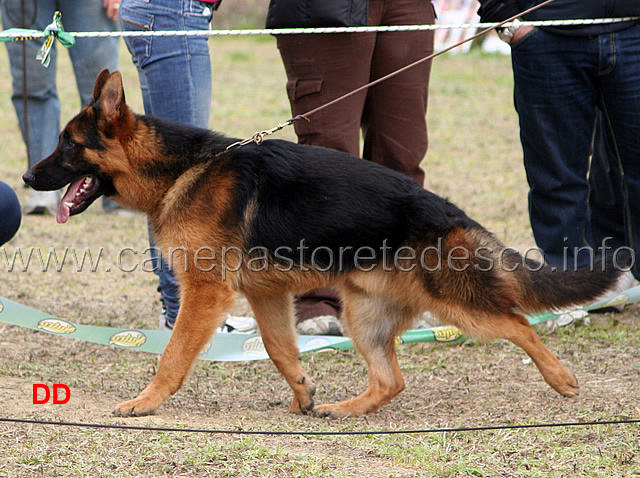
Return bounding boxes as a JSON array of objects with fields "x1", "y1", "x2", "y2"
[{"x1": 0, "y1": 285, "x2": 637, "y2": 361}]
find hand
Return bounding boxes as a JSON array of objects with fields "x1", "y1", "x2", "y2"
[
  {"x1": 510, "y1": 25, "x2": 535, "y2": 44},
  {"x1": 104, "y1": 0, "x2": 120, "y2": 20}
]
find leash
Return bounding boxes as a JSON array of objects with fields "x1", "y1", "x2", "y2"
[
  {"x1": 225, "y1": 0, "x2": 559, "y2": 153},
  {"x1": 224, "y1": 120, "x2": 296, "y2": 151}
]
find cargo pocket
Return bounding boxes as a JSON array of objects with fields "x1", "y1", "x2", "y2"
[
  {"x1": 286, "y1": 79, "x2": 325, "y2": 138},
  {"x1": 286, "y1": 78, "x2": 323, "y2": 101}
]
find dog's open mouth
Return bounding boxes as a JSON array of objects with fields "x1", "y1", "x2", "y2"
[{"x1": 57, "y1": 175, "x2": 100, "y2": 224}]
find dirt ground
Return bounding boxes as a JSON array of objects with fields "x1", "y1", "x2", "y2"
[
  {"x1": 1, "y1": 282, "x2": 639, "y2": 476},
  {"x1": 2, "y1": 304, "x2": 639, "y2": 432}
]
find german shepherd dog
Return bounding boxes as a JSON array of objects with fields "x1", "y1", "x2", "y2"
[{"x1": 24, "y1": 70, "x2": 622, "y2": 418}]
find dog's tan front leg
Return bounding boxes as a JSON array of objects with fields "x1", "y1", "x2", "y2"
[
  {"x1": 113, "y1": 282, "x2": 235, "y2": 417},
  {"x1": 244, "y1": 292, "x2": 316, "y2": 414}
]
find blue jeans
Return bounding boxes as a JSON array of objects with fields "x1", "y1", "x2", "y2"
[
  {"x1": 119, "y1": 0, "x2": 213, "y2": 323},
  {"x1": 1, "y1": 0, "x2": 119, "y2": 168},
  {"x1": 0, "y1": 181, "x2": 21, "y2": 245},
  {"x1": 589, "y1": 110, "x2": 626, "y2": 253},
  {"x1": 512, "y1": 24, "x2": 640, "y2": 277}
]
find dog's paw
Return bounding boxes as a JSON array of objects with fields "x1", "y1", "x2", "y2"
[
  {"x1": 556, "y1": 373, "x2": 579, "y2": 398},
  {"x1": 312, "y1": 403, "x2": 352, "y2": 419},
  {"x1": 288, "y1": 376, "x2": 316, "y2": 414},
  {"x1": 289, "y1": 385, "x2": 316, "y2": 415},
  {"x1": 290, "y1": 396, "x2": 315, "y2": 415},
  {"x1": 112, "y1": 397, "x2": 161, "y2": 417},
  {"x1": 544, "y1": 368, "x2": 579, "y2": 398}
]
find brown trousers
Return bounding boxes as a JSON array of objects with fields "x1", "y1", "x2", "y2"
[{"x1": 277, "y1": 0, "x2": 435, "y2": 321}]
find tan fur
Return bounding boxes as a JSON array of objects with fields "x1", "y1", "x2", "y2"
[{"x1": 27, "y1": 70, "x2": 589, "y2": 419}]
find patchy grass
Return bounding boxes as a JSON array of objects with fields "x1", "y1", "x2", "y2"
[{"x1": 0, "y1": 35, "x2": 639, "y2": 477}]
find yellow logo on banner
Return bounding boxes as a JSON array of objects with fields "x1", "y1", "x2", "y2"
[
  {"x1": 242, "y1": 336, "x2": 266, "y2": 357},
  {"x1": 109, "y1": 331, "x2": 147, "y2": 348},
  {"x1": 37, "y1": 318, "x2": 77, "y2": 335},
  {"x1": 602, "y1": 294, "x2": 628, "y2": 308},
  {"x1": 432, "y1": 326, "x2": 463, "y2": 342}
]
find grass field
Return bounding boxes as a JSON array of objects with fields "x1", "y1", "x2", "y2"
[{"x1": 0, "y1": 32, "x2": 639, "y2": 477}]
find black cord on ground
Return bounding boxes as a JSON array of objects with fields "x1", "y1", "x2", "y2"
[{"x1": 0, "y1": 416, "x2": 638, "y2": 437}]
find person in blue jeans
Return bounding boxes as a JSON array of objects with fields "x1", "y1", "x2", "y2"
[
  {"x1": 589, "y1": 111, "x2": 626, "y2": 259},
  {"x1": 119, "y1": 0, "x2": 219, "y2": 329},
  {"x1": 1, "y1": 0, "x2": 119, "y2": 214},
  {"x1": 478, "y1": 1, "x2": 640, "y2": 280},
  {"x1": 0, "y1": 182, "x2": 21, "y2": 246}
]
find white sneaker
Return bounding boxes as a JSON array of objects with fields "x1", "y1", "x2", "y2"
[
  {"x1": 296, "y1": 315, "x2": 344, "y2": 336},
  {"x1": 158, "y1": 316, "x2": 173, "y2": 331},
  {"x1": 412, "y1": 311, "x2": 441, "y2": 329},
  {"x1": 218, "y1": 314, "x2": 258, "y2": 334},
  {"x1": 24, "y1": 190, "x2": 60, "y2": 215},
  {"x1": 158, "y1": 307, "x2": 174, "y2": 330},
  {"x1": 545, "y1": 270, "x2": 637, "y2": 330},
  {"x1": 158, "y1": 311, "x2": 257, "y2": 334},
  {"x1": 592, "y1": 271, "x2": 636, "y2": 313}
]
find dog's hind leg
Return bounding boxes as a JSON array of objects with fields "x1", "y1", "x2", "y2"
[
  {"x1": 244, "y1": 292, "x2": 316, "y2": 414},
  {"x1": 113, "y1": 282, "x2": 236, "y2": 417},
  {"x1": 314, "y1": 288, "x2": 407, "y2": 418},
  {"x1": 455, "y1": 311, "x2": 579, "y2": 397}
]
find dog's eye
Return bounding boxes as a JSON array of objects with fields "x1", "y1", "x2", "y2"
[{"x1": 62, "y1": 133, "x2": 82, "y2": 149}]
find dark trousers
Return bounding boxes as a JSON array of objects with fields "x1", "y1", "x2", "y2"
[
  {"x1": 512, "y1": 25, "x2": 640, "y2": 277},
  {"x1": 277, "y1": 0, "x2": 435, "y2": 320},
  {"x1": 589, "y1": 110, "x2": 625, "y2": 253}
]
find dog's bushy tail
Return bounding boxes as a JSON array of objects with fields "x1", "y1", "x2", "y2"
[
  {"x1": 509, "y1": 249, "x2": 629, "y2": 313},
  {"x1": 424, "y1": 225, "x2": 629, "y2": 316}
]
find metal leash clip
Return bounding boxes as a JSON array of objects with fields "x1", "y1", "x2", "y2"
[{"x1": 225, "y1": 119, "x2": 295, "y2": 152}]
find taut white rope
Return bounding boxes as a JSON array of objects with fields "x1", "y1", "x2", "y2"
[{"x1": 0, "y1": 17, "x2": 638, "y2": 40}]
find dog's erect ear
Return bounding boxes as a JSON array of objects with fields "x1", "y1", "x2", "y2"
[
  {"x1": 98, "y1": 71, "x2": 127, "y2": 120},
  {"x1": 92, "y1": 69, "x2": 112, "y2": 104}
]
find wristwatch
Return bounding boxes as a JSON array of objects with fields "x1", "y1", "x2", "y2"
[{"x1": 497, "y1": 18, "x2": 521, "y2": 43}]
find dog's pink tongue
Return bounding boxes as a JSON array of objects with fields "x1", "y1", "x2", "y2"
[
  {"x1": 56, "y1": 202, "x2": 71, "y2": 224},
  {"x1": 56, "y1": 178, "x2": 86, "y2": 224}
]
